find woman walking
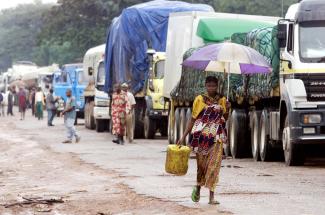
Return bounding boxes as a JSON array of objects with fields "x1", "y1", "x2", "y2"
[
  {"x1": 18, "y1": 87, "x2": 27, "y2": 120},
  {"x1": 177, "y1": 76, "x2": 228, "y2": 205},
  {"x1": 35, "y1": 87, "x2": 44, "y2": 120},
  {"x1": 111, "y1": 84, "x2": 128, "y2": 145}
]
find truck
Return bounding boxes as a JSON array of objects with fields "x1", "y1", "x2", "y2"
[
  {"x1": 104, "y1": 1, "x2": 214, "y2": 139},
  {"x1": 163, "y1": 11, "x2": 279, "y2": 145},
  {"x1": 52, "y1": 63, "x2": 85, "y2": 122},
  {"x1": 83, "y1": 44, "x2": 111, "y2": 132},
  {"x1": 167, "y1": 0, "x2": 325, "y2": 166}
]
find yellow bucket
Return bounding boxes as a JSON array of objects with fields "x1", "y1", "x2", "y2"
[{"x1": 165, "y1": 145, "x2": 191, "y2": 175}]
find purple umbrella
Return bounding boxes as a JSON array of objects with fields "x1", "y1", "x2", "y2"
[{"x1": 182, "y1": 42, "x2": 272, "y2": 99}]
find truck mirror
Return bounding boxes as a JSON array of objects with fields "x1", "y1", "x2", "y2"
[
  {"x1": 149, "y1": 79, "x2": 154, "y2": 92},
  {"x1": 277, "y1": 24, "x2": 287, "y2": 48},
  {"x1": 88, "y1": 67, "x2": 94, "y2": 76}
]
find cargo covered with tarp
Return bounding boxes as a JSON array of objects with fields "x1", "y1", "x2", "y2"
[
  {"x1": 104, "y1": 0, "x2": 213, "y2": 93},
  {"x1": 231, "y1": 26, "x2": 280, "y2": 100},
  {"x1": 171, "y1": 23, "x2": 280, "y2": 106}
]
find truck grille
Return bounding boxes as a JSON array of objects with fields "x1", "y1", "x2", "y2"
[{"x1": 295, "y1": 73, "x2": 325, "y2": 102}]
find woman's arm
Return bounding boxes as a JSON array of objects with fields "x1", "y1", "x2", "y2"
[{"x1": 176, "y1": 117, "x2": 196, "y2": 145}]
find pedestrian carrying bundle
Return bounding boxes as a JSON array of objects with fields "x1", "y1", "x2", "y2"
[{"x1": 165, "y1": 145, "x2": 191, "y2": 175}]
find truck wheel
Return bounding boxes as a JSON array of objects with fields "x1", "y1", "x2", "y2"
[
  {"x1": 84, "y1": 103, "x2": 89, "y2": 128},
  {"x1": 178, "y1": 108, "x2": 187, "y2": 144},
  {"x1": 229, "y1": 109, "x2": 247, "y2": 158},
  {"x1": 168, "y1": 112, "x2": 174, "y2": 144},
  {"x1": 160, "y1": 119, "x2": 168, "y2": 137},
  {"x1": 134, "y1": 106, "x2": 144, "y2": 139},
  {"x1": 89, "y1": 101, "x2": 95, "y2": 130},
  {"x1": 283, "y1": 116, "x2": 305, "y2": 166},
  {"x1": 144, "y1": 110, "x2": 156, "y2": 139},
  {"x1": 251, "y1": 111, "x2": 261, "y2": 161},
  {"x1": 95, "y1": 119, "x2": 105, "y2": 132},
  {"x1": 259, "y1": 109, "x2": 273, "y2": 161},
  {"x1": 185, "y1": 108, "x2": 192, "y2": 145},
  {"x1": 173, "y1": 108, "x2": 180, "y2": 145}
]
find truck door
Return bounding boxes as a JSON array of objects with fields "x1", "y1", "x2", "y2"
[{"x1": 72, "y1": 69, "x2": 86, "y2": 111}]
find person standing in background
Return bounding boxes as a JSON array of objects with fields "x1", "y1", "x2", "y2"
[
  {"x1": 111, "y1": 84, "x2": 128, "y2": 145},
  {"x1": 0, "y1": 90, "x2": 4, "y2": 116},
  {"x1": 7, "y1": 89, "x2": 14, "y2": 116},
  {"x1": 35, "y1": 87, "x2": 44, "y2": 120},
  {"x1": 46, "y1": 89, "x2": 57, "y2": 126},
  {"x1": 121, "y1": 83, "x2": 136, "y2": 143},
  {"x1": 18, "y1": 87, "x2": 27, "y2": 120}
]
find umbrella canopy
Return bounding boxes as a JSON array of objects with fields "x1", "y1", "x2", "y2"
[{"x1": 182, "y1": 42, "x2": 272, "y2": 74}]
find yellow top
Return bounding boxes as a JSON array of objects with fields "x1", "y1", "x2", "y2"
[{"x1": 192, "y1": 94, "x2": 227, "y2": 119}]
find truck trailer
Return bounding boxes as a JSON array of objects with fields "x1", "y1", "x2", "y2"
[
  {"x1": 163, "y1": 11, "x2": 279, "y2": 146},
  {"x1": 104, "y1": 0, "x2": 213, "y2": 139}
]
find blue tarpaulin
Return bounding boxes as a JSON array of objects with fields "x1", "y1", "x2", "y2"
[{"x1": 104, "y1": 0, "x2": 213, "y2": 93}]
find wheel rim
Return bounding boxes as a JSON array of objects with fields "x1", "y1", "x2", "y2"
[
  {"x1": 260, "y1": 116, "x2": 266, "y2": 159},
  {"x1": 283, "y1": 127, "x2": 290, "y2": 162},
  {"x1": 173, "y1": 119, "x2": 178, "y2": 144},
  {"x1": 144, "y1": 114, "x2": 149, "y2": 138},
  {"x1": 168, "y1": 113, "x2": 173, "y2": 144},
  {"x1": 253, "y1": 118, "x2": 259, "y2": 159},
  {"x1": 230, "y1": 118, "x2": 236, "y2": 157}
]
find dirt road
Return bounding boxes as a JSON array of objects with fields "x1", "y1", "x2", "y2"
[{"x1": 0, "y1": 110, "x2": 325, "y2": 215}]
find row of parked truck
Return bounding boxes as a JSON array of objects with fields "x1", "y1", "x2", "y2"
[
  {"x1": 90, "y1": 0, "x2": 325, "y2": 166},
  {"x1": 2, "y1": 0, "x2": 324, "y2": 166}
]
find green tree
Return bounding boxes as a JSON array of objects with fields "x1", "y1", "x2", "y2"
[{"x1": 0, "y1": 4, "x2": 51, "y2": 71}]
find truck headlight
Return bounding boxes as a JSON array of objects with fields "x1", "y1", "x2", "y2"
[
  {"x1": 303, "y1": 114, "x2": 321, "y2": 124},
  {"x1": 159, "y1": 97, "x2": 165, "y2": 105}
]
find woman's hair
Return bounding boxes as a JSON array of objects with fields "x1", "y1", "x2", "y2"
[{"x1": 205, "y1": 76, "x2": 219, "y2": 85}]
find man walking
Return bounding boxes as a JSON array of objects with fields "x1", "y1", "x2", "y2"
[
  {"x1": 61, "y1": 89, "x2": 80, "y2": 144},
  {"x1": 46, "y1": 89, "x2": 57, "y2": 126},
  {"x1": 0, "y1": 90, "x2": 4, "y2": 116},
  {"x1": 121, "y1": 83, "x2": 136, "y2": 143}
]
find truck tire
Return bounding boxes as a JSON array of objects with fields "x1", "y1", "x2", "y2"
[
  {"x1": 185, "y1": 108, "x2": 192, "y2": 145},
  {"x1": 96, "y1": 119, "x2": 105, "y2": 133},
  {"x1": 134, "y1": 107, "x2": 144, "y2": 139},
  {"x1": 89, "y1": 101, "x2": 95, "y2": 130},
  {"x1": 283, "y1": 116, "x2": 305, "y2": 166},
  {"x1": 160, "y1": 119, "x2": 168, "y2": 137},
  {"x1": 229, "y1": 109, "x2": 247, "y2": 158},
  {"x1": 259, "y1": 109, "x2": 273, "y2": 161},
  {"x1": 251, "y1": 111, "x2": 261, "y2": 161},
  {"x1": 173, "y1": 108, "x2": 180, "y2": 145},
  {"x1": 179, "y1": 108, "x2": 187, "y2": 144},
  {"x1": 168, "y1": 112, "x2": 174, "y2": 144},
  {"x1": 144, "y1": 110, "x2": 156, "y2": 139}
]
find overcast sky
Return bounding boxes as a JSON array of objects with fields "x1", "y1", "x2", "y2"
[{"x1": 0, "y1": 0, "x2": 57, "y2": 11}]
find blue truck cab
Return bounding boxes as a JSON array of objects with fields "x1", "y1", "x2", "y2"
[{"x1": 53, "y1": 63, "x2": 86, "y2": 119}]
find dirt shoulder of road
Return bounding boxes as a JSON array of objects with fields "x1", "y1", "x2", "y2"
[{"x1": 0, "y1": 117, "x2": 230, "y2": 215}]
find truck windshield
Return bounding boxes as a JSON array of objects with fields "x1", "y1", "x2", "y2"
[
  {"x1": 154, "y1": 60, "x2": 165, "y2": 79},
  {"x1": 300, "y1": 22, "x2": 325, "y2": 63},
  {"x1": 97, "y1": 62, "x2": 105, "y2": 86}
]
